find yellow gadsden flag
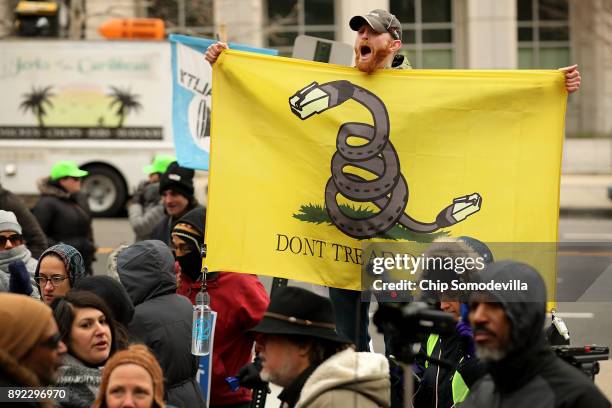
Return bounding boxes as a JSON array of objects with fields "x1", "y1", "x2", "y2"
[{"x1": 204, "y1": 50, "x2": 567, "y2": 291}]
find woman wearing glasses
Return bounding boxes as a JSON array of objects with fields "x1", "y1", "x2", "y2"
[
  {"x1": 34, "y1": 243, "x2": 87, "y2": 305},
  {"x1": 52, "y1": 290, "x2": 121, "y2": 408},
  {"x1": 0, "y1": 210, "x2": 40, "y2": 298}
]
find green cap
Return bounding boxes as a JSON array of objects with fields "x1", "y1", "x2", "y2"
[
  {"x1": 143, "y1": 154, "x2": 176, "y2": 175},
  {"x1": 50, "y1": 161, "x2": 89, "y2": 180}
]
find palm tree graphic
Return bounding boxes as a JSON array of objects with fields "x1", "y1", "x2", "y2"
[
  {"x1": 108, "y1": 86, "x2": 142, "y2": 127},
  {"x1": 20, "y1": 86, "x2": 55, "y2": 128}
]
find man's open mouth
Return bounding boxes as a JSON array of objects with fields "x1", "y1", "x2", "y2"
[{"x1": 360, "y1": 45, "x2": 371, "y2": 57}]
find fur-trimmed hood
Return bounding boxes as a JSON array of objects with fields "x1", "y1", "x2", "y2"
[
  {"x1": 420, "y1": 236, "x2": 488, "y2": 284},
  {"x1": 36, "y1": 177, "x2": 71, "y2": 199},
  {"x1": 296, "y1": 348, "x2": 390, "y2": 408}
]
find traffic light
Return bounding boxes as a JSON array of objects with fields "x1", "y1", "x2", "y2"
[{"x1": 14, "y1": 1, "x2": 59, "y2": 37}]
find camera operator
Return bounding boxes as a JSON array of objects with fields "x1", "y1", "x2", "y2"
[
  {"x1": 413, "y1": 237, "x2": 491, "y2": 408},
  {"x1": 459, "y1": 260, "x2": 610, "y2": 408}
]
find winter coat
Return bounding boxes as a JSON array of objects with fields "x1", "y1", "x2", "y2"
[
  {"x1": 413, "y1": 332, "x2": 485, "y2": 408},
  {"x1": 148, "y1": 202, "x2": 203, "y2": 245},
  {"x1": 458, "y1": 261, "x2": 611, "y2": 408},
  {"x1": 0, "y1": 348, "x2": 52, "y2": 408},
  {"x1": 177, "y1": 271, "x2": 269, "y2": 407},
  {"x1": 0, "y1": 245, "x2": 40, "y2": 299},
  {"x1": 391, "y1": 54, "x2": 412, "y2": 70},
  {"x1": 0, "y1": 183, "x2": 48, "y2": 258},
  {"x1": 55, "y1": 353, "x2": 102, "y2": 408},
  {"x1": 117, "y1": 240, "x2": 205, "y2": 408},
  {"x1": 32, "y1": 178, "x2": 95, "y2": 272},
  {"x1": 128, "y1": 181, "x2": 165, "y2": 242},
  {"x1": 295, "y1": 348, "x2": 391, "y2": 408}
]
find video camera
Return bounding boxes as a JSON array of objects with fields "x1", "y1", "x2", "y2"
[
  {"x1": 552, "y1": 345, "x2": 609, "y2": 381},
  {"x1": 373, "y1": 301, "x2": 456, "y2": 364}
]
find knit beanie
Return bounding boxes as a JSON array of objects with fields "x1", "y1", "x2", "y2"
[
  {"x1": 92, "y1": 344, "x2": 165, "y2": 408},
  {"x1": 0, "y1": 293, "x2": 53, "y2": 360},
  {"x1": 171, "y1": 207, "x2": 206, "y2": 253},
  {"x1": 0, "y1": 210, "x2": 22, "y2": 234},
  {"x1": 74, "y1": 276, "x2": 135, "y2": 327},
  {"x1": 159, "y1": 161, "x2": 195, "y2": 198},
  {"x1": 172, "y1": 223, "x2": 202, "y2": 254},
  {"x1": 35, "y1": 243, "x2": 87, "y2": 287}
]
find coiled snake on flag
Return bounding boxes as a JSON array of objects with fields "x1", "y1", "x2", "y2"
[{"x1": 289, "y1": 80, "x2": 481, "y2": 239}]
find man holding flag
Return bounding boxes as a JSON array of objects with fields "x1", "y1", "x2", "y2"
[{"x1": 204, "y1": 9, "x2": 581, "y2": 352}]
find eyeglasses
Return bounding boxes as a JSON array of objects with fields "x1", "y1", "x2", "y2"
[
  {"x1": 34, "y1": 275, "x2": 69, "y2": 287},
  {"x1": 0, "y1": 234, "x2": 23, "y2": 247},
  {"x1": 40, "y1": 332, "x2": 62, "y2": 349}
]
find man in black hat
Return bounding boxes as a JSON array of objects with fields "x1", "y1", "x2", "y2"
[
  {"x1": 250, "y1": 286, "x2": 390, "y2": 408},
  {"x1": 149, "y1": 161, "x2": 204, "y2": 245}
]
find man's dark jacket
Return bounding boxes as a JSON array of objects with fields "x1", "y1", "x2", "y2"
[
  {"x1": 31, "y1": 178, "x2": 95, "y2": 271},
  {"x1": 414, "y1": 331, "x2": 485, "y2": 408},
  {"x1": 459, "y1": 261, "x2": 611, "y2": 408},
  {"x1": 117, "y1": 240, "x2": 205, "y2": 408}
]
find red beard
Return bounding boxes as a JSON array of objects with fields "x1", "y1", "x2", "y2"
[{"x1": 354, "y1": 40, "x2": 393, "y2": 74}]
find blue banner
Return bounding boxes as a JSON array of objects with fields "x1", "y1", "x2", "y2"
[{"x1": 169, "y1": 34, "x2": 278, "y2": 170}]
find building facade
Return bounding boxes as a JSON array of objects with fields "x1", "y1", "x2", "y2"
[{"x1": 0, "y1": 0, "x2": 609, "y2": 135}]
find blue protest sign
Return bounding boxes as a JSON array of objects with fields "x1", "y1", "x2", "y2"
[{"x1": 169, "y1": 34, "x2": 278, "y2": 170}]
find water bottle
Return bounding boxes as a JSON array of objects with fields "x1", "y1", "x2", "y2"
[{"x1": 192, "y1": 290, "x2": 212, "y2": 356}]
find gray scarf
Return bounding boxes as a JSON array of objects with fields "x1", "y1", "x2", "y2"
[
  {"x1": 0, "y1": 246, "x2": 39, "y2": 298},
  {"x1": 56, "y1": 354, "x2": 102, "y2": 408},
  {"x1": 0, "y1": 246, "x2": 34, "y2": 271}
]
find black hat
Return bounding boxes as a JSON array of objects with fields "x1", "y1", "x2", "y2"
[
  {"x1": 159, "y1": 161, "x2": 195, "y2": 198},
  {"x1": 250, "y1": 286, "x2": 351, "y2": 344},
  {"x1": 73, "y1": 275, "x2": 135, "y2": 327},
  {"x1": 350, "y1": 9, "x2": 402, "y2": 41}
]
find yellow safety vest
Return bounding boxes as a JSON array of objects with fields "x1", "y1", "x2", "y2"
[{"x1": 424, "y1": 333, "x2": 470, "y2": 405}]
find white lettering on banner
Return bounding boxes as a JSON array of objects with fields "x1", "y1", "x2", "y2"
[
  {"x1": 177, "y1": 42, "x2": 212, "y2": 96},
  {"x1": 176, "y1": 42, "x2": 212, "y2": 152}
]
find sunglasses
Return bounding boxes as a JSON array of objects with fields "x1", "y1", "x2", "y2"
[
  {"x1": 40, "y1": 332, "x2": 62, "y2": 349},
  {"x1": 0, "y1": 234, "x2": 23, "y2": 246}
]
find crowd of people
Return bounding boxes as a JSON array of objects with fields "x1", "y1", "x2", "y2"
[{"x1": 1, "y1": 7, "x2": 609, "y2": 408}]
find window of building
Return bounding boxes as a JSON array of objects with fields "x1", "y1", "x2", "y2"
[
  {"x1": 147, "y1": 0, "x2": 214, "y2": 37},
  {"x1": 517, "y1": 0, "x2": 570, "y2": 68},
  {"x1": 390, "y1": 0, "x2": 454, "y2": 68},
  {"x1": 265, "y1": 0, "x2": 335, "y2": 56}
]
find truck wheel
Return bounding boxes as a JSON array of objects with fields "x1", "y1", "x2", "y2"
[{"x1": 81, "y1": 165, "x2": 127, "y2": 217}]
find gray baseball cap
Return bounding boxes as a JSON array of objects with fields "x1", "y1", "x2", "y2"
[{"x1": 349, "y1": 9, "x2": 402, "y2": 41}]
